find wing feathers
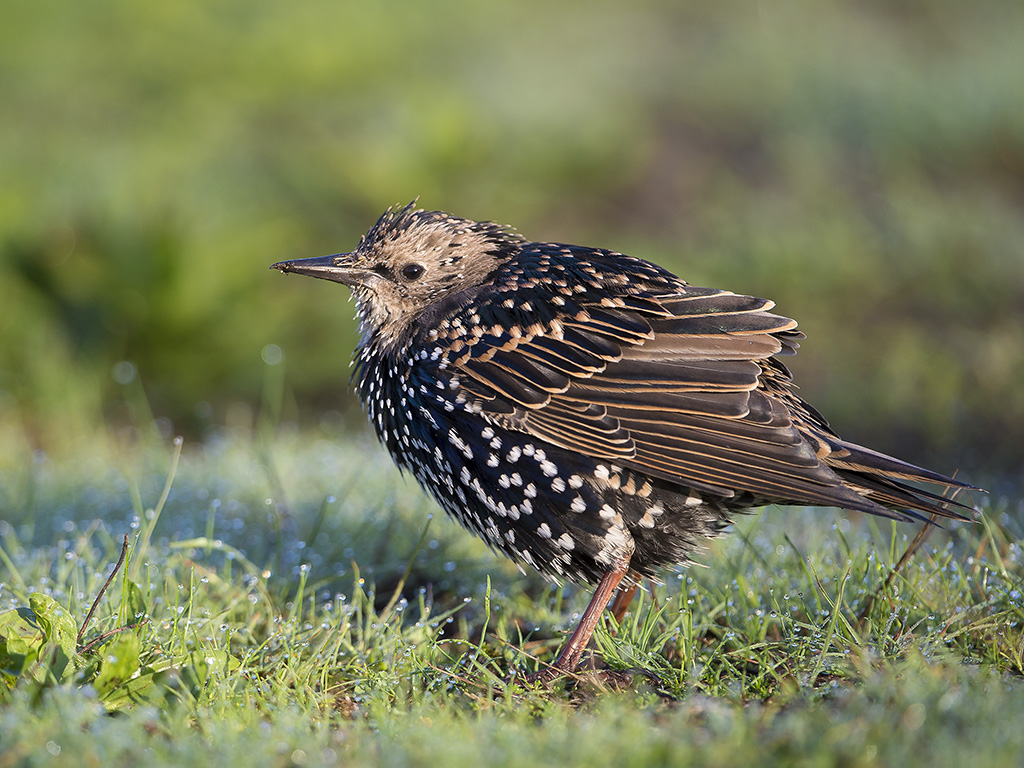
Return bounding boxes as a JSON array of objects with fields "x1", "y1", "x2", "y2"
[{"x1": 444, "y1": 258, "x2": 971, "y2": 520}]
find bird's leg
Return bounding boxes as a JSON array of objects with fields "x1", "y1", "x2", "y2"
[
  {"x1": 550, "y1": 554, "x2": 632, "y2": 674},
  {"x1": 609, "y1": 573, "x2": 641, "y2": 625}
]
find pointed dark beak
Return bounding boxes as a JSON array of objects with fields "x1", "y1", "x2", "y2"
[{"x1": 270, "y1": 253, "x2": 368, "y2": 286}]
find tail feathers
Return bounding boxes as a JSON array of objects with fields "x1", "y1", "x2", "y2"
[{"x1": 824, "y1": 438, "x2": 979, "y2": 523}]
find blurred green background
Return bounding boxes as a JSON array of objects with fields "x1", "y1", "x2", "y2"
[{"x1": 1, "y1": 0, "x2": 1021, "y2": 472}]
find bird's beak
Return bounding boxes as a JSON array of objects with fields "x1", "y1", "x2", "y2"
[{"x1": 270, "y1": 253, "x2": 369, "y2": 287}]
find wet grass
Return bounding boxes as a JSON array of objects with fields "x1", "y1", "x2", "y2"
[{"x1": 1, "y1": 430, "x2": 1022, "y2": 766}]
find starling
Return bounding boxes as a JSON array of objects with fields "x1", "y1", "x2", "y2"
[{"x1": 272, "y1": 203, "x2": 975, "y2": 676}]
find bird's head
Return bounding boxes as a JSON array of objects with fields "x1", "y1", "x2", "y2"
[{"x1": 272, "y1": 203, "x2": 524, "y2": 349}]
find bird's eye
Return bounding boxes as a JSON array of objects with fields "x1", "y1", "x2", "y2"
[{"x1": 401, "y1": 263, "x2": 425, "y2": 281}]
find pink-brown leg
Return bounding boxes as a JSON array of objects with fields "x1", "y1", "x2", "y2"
[
  {"x1": 609, "y1": 574, "x2": 641, "y2": 625},
  {"x1": 549, "y1": 555, "x2": 632, "y2": 674}
]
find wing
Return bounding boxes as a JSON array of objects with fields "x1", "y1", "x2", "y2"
[{"x1": 429, "y1": 245, "x2": 971, "y2": 520}]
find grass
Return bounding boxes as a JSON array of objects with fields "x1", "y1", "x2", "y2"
[{"x1": 1, "y1": 429, "x2": 1021, "y2": 766}]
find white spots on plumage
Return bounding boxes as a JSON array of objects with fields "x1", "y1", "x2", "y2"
[
  {"x1": 638, "y1": 510, "x2": 658, "y2": 529},
  {"x1": 481, "y1": 426, "x2": 495, "y2": 440},
  {"x1": 599, "y1": 504, "x2": 617, "y2": 520},
  {"x1": 568, "y1": 474, "x2": 584, "y2": 489},
  {"x1": 571, "y1": 496, "x2": 587, "y2": 513},
  {"x1": 521, "y1": 498, "x2": 533, "y2": 515},
  {"x1": 420, "y1": 408, "x2": 439, "y2": 430},
  {"x1": 556, "y1": 533, "x2": 575, "y2": 551},
  {"x1": 551, "y1": 477, "x2": 566, "y2": 493},
  {"x1": 489, "y1": 435, "x2": 503, "y2": 450},
  {"x1": 448, "y1": 428, "x2": 473, "y2": 459},
  {"x1": 594, "y1": 464, "x2": 610, "y2": 480},
  {"x1": 483, "y1": 517, "x2": 500, "y2": 543},
  {"x1": 685, "y1": 493, "x2": 703, "y2": 507},
  {"x1": 523, "y1": 444, "x2": 535, "y2": 457},
  {"x1": 487, "y1": 453, "x2": 500, "y2": 467},
  {"x1": 537, "y1": 523, "x2": 552, "y2": 539},
  {"x1": 524, "y1": 483, "x2": 537, "y2": 499},
  {"x1": 510, "y1": 472, "x2": 523, "y2": 486},
  {"x1": 595, "y1": 515, "x2": 634, "y2": 567},
  {"x1": 521, "y1": 549, "x2": 537, "y2": 568},
  {"x1": 498, "y1": 474, "x2": 511, "y2": 489},
  {"x1": 539, "y1": 459, "x2": 557, "y2": 477},
  {"x1": 507, "y1": 446, "x2": 522, "y2": 463},
  {"x1": 460, "y1": 466, "x2": 472, "y2": 486}
]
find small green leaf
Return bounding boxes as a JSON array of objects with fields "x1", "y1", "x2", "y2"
[
  {"x1": 29, "y1": 593, "x2": 80, "y2": 680},
  {"x1": 29, "y1": 594, "x2": 78, "y2": 654},
  {"x1": 94, "y1": 632, "x2": 141, "y2": 699},
  {"x1": 0, "y1": 607, "x2": 45, "y2": 680},
  {"x1": 102, "y1": 668, "x2": 173, "y2": 711}
]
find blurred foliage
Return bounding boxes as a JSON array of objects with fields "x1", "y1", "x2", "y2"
[{"x1": 1, "y1": 0, "x2": 1021, "y2": 470}]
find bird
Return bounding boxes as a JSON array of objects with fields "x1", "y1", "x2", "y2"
[{"x1": 272, "y1": 202, "x2": 976, "y2": 677}]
